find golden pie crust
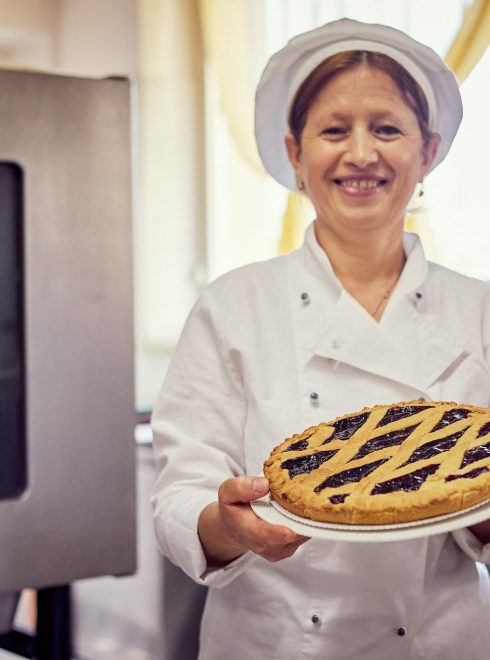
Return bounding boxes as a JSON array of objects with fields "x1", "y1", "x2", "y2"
[{"x1": 264, "y1": 401, "x2": 490, "y2": 525}]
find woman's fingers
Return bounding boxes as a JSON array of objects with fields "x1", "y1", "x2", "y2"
[
  {"x1": 218, "y1": 476, "x2": 309, "y2": 562},
  {"x1": 260, "y1": 535, "x2": 310, "y2": 563},
  {"x1": 218, "y1": 475, "x2": 269, "y2": 505},
  {"x1": 246, "y1": 518, "x2": 309, "y2": 561}
]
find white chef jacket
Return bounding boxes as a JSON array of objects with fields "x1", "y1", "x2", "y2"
[{"x1": 151, "y1": 223, "x2": 490, "y2": 660}]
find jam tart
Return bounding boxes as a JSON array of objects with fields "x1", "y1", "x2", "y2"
[{"x1": 264, "y1": 401, "x2": 490, "y2": 524}]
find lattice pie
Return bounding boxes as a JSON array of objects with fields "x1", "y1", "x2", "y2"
[{"x1": 264, "y1": 401, "x2": 490, "y2": 524}]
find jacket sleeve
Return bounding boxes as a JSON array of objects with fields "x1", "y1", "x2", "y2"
[
  {"x1": 150, "y1": 284, "x2": 257, "y2": 586},
  {"x1": 452, "y1": 284, "x2": 490, "y2": 564}
]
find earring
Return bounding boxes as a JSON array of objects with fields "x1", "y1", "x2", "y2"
[
  {"x1": 296, "y1": 172, "x2": 305, "y2": 192},
  {"x1": 417, "y1": 180, "x2": 424, "y2": 198}
]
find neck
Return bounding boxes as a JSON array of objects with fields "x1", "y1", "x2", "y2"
[
  {"x1": 314, "y1": 218, "x2": 405, "y2": 283},
  {"x1": 314, "y1": 218, "x2": 406, "y2": 320}
]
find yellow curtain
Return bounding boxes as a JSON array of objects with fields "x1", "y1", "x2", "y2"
[
  {"x1": 197, "y1": 0, "x2": 266, "y2": 173},
  {"x1": 445, "y1": 0, "x2": 490, "y2": 83},
  {"x1": 405, "y1": 0, "x2": 490, "y2": 238},
  {"x1": 278, "y1": 193, "x2": 313, "y2": 253}
]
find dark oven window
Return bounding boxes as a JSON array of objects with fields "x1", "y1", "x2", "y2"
[{"x1": 0, "y1": 162, "x2": 26, "y2": 499}]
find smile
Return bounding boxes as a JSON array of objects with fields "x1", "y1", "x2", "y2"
[{"x1": 334, "y1": 178, "x2": 388, "y2": 190}]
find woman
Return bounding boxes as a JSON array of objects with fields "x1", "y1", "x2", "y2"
[{"x1": 152, "y1": 18, "x2": 490, "y2": 660}]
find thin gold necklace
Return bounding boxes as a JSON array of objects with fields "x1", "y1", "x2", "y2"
[{"x1": 371, "y1": 273, "x2": 400, "y2": 318}]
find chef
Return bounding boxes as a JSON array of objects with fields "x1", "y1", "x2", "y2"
[{"x1": 152, "y1": 18, "x2": 490, "y2": 660}]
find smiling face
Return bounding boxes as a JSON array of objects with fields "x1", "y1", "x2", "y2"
[{"x1": 285, "y1": 64, "x2": 438, "y2": 239}]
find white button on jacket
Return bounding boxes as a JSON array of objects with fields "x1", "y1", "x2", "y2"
[{"x1": 152, "y1": 223, "x2": 490, "y2": 660}]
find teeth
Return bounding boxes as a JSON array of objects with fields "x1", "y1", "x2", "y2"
[{"x1": 340, "y1": 179, "x2": 381, "y2": 189}]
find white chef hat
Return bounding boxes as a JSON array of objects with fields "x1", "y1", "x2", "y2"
[{"x1": 255, "y1": 18, "x2": 463, "y2": 191}]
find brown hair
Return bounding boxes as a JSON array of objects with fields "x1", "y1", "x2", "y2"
[{"x1": 288, "y1": 50, "x2": 434, "y2": 146}]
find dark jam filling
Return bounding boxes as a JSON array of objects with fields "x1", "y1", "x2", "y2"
[
  {"x1": 323, "y1": 413, "x2": 369, "y2": 444},
  {"x1": 314, "y1": 458, "x2": 388, "y2": 492},
  {"x1": 402, "y1": 428, "x2": 468, "y2": 467},
  {"x1": 478, "y1": 421, "x2": 490, "y2": 439},
  {"x1": 431, "y1": 408, "x2": 470, "y2": 432},
  {"x1": 351, "y1": 425, "x2": 417, "y2": 461},
  {"x1": 460, "y1": 441, "x2": 490, "y2": 469},
  {"x1": 329, "y1": 494, "x2": 349, "y2": 504},
  {"x1": 445, "y1": 466, "x2": 489, "y2": 482},
  {"x1": 281, "y1": 450, "x2": 338, "y2": 479},
  {"x1": 286, "y1": 437, "x2": 311, "y2": 452},
  {"x1": 376, "y1": 405, "x2": 431, "y2": 427},
  {"x1": 371, "y1": 464, "x2": 439, "y2": 495}
]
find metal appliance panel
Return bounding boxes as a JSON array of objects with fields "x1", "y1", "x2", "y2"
[{"x1": 0, "y1": 70, "x2": 136, "y2": 589}]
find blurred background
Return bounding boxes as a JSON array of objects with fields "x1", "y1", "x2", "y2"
[{"x1": 0, "y1": 1, "x2": 488, "y2": 659}]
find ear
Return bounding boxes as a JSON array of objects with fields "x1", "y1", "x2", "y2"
[
  {"x1": 285, "y1": 132, "x2": 302, "y2": 170},
  {"x1": 420, "y1": 134, "x2": 440, "y2": 177}
]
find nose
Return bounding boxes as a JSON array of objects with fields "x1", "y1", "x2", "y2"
[{"x1": 344, "y1": 128, "x2": 378, "y2": 168}]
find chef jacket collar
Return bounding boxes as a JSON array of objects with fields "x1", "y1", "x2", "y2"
[
  {"x1": 302, "y1": 221, "x2": 428, "y2": 298},
  {"x1": 297, "y1": 222, "x2": 466, "y2": 393}
]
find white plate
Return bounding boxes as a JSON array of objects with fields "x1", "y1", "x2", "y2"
[{"x1": 250, "y1": 494, "x2": 490, "y2": 542}]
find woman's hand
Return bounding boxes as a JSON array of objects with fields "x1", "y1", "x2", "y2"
[
  {"x1": 198, "y1": 476, "x2": 310, "y2": 568},
  {"x1": 469, "y1": 520, "x2": 490, "y2": 544}
]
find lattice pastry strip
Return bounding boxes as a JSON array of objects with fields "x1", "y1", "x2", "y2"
[{"x1": 264, "y1": 401, "x2": 490, "y2": 524}]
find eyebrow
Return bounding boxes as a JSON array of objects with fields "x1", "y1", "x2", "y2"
[{"x1": 321, "y1": 111, "x2": 401, "y2": 122}]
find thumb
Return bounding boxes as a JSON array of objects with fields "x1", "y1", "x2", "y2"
[{"x1": 219, "y1": 476, "x2": 269, "y2": 505}]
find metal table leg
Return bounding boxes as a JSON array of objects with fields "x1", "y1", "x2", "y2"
[{"x1": 36, "y1": 586, "x2": 72, "y2": 660}]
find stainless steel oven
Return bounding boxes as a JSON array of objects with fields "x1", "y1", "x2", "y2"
[{"x1": 0, "y1": 69, "x2": 136, "y2": 612}]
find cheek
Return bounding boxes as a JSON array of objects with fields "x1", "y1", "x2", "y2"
[
  {"x1": 301, "y1": 145, "x2": 339, "y2": 175},
  {"x1": 389, "y1": 151, "x2": 423, "y2": 187},
  {"x1": 395, "y1": 142, "x2": 426, "y2": 174}
]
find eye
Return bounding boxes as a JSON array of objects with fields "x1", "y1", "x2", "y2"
[
  {"x1": 321, "y1": 127, "x2": 347, "y2": 139},
  {"x1": 375, "y1": 125, "x2": 402, "y2": 137}
]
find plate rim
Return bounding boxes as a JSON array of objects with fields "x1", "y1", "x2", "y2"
[{"x1": 250, "y1": 494, "x2": 490, "y2": 542}]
